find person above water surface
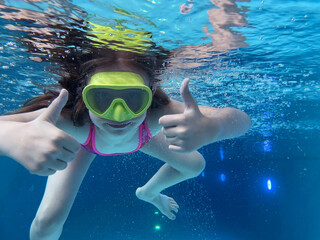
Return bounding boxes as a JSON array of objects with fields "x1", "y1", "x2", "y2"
[{"x1": 0, "y1": 12, "x2": 251, "y2": 240}]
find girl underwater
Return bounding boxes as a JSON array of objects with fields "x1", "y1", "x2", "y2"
[{"x1": 0, "y1": 8, "x2": 251, "y2": 239}]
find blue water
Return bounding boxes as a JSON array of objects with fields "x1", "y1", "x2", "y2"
[{"x1": 0, "y1": 0, "x2": 320, "y2": 239}]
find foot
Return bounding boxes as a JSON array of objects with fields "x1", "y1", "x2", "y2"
[{"x1": 136, "y1": 187, "x2": 179, "y2": 220}]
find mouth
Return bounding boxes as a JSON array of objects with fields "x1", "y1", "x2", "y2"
[{"x1": 106, "y1": 122, "x2": 131, "y2": 128}]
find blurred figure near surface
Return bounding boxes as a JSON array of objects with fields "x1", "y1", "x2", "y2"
[{"x1": 175, "y1": 0, "x2": 250, "y2": 69}]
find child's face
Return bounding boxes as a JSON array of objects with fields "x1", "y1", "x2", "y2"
[{"x1": 85, "y1": 61, "x2": 151, "y2": 132}]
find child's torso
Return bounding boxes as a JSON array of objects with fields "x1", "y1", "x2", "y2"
[{"x1": 81, "y1": 120, "x2": 152, "y2": 155}]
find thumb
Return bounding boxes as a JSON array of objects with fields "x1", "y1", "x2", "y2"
[
  {"x1": 180, "y1": 78, "x2": 200, "y2": 113},
  {"x1": 37, "y1": 89, "x2": 69, "y2": 124}
]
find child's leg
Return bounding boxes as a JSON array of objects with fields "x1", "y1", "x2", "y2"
[
  {"x1": 138, "y1": 133, "x2": 206, "y2": 220},
  {"x1": 30, "y1": 148, "x2": 95, "y2": 240}
]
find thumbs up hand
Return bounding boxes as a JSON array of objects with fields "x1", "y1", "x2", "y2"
[
  {"x1": 37, "y1": 88, "x2": 69, "y2": 124},
  {"x1": 159, "y1": 79, "x2": 218, "y2": 153},
  {"x1": 6, "y1": 89, "x2": 81, "y2": 176}
]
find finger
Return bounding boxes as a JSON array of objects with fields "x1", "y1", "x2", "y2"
[
  {"x1": 168, "y1": 144, "x2": 185, "y2": 152},
  {"x1": 45, "y1": 157, "x2": 68, "y2": 171},
  {"x1": 58, "y1": 135, "x2": 81, "y2": 154},
  {"x1": 162, "y1": 127, "x2": 177, "y2": 137},
  {"x1": 162, "y1": 127, "x2": 186, "y2": 138},
  {"x1": 52, "y1": 159, "x2": 68, "y2": 171},
  {"x1": 159, "y1": 114, "x2": 184, "y2": 127},
  {"x1": 165, "y1": 138, "x2": 185, "y2": 149},
  {"x1": 58, "y1": 147, "x2": 76, "y2": 163},
  {"x1": 31, "y1": 168, "x2": 56, "y2": 176},
  {"x1": 47, "y1": 168, "x2": 57, "y2": 175},
  {"x1": 38, "y1": 89, "x2": 69, "y2": 125},
  {"x1": 180, "y1": 78, "x2": 200, "y2": 113},
  {"x1": 164, "y1": 136, "x2": 178, "y2": 145}
]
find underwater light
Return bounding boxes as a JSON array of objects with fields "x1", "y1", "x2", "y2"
[
  {"x1": 220, "y1": 173, "x2": 226, "y2": 182},
  {"x1": 154, "y1": 225, "x2": 161, "y2": 230},
  {"x1": 263, "y1": 140, "x2": 272, "y2": 152},
  {"x1": 154, "y1": 211, "x2": 159, "y2": 215},
  {"x1": 219, "y1": 146, "x2": 224, "y2": 161},
  {"x1": 267, "y1": 179, "x2": 272, "y2": 190}
]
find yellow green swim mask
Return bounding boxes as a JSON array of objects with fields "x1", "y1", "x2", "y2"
[{"x1": 82, "y1": 72, "x2": 152, "y2": 122}]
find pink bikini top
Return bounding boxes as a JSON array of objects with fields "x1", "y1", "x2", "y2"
[{"x1": 81, "y1": 120, "x2": 153, "y2": 156}]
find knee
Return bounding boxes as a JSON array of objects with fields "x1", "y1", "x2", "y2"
[
  {"x1": 184, "y1": 153, "x2": 206, "y2": 178},
  {"x1": 30, "y1": 210, "x2": 64, "y2": 238}
]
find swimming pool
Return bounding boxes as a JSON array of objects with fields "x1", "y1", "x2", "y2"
[{"x1": 0, "y1": 0, "x2": 319, "y2": 239}]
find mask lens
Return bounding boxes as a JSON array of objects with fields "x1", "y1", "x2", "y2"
[
  {"x1": 85, "y1": 88, "x2": 150, "y2": 114},
  {"x1": 120, "y1": 89, "x2": 150, "y2": 113},
  {"x1": 86, "y1": 88, "x2": 115, "y2": 114}
]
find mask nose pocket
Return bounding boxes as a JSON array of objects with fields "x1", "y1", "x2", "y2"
[{"x1": 109, "y1": 101, "x2": 128, "y2": 122}]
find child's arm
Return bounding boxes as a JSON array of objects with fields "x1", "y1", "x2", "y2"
[
  {"x1": 30, "y1": 146, "x2": 95, "y2": 238},
  {"x1": 0, "y1": 108, "x2": 45, "y2": 122},
  {"x1": 154, "y1": 78, "x2": 251, "y2": 153},
  {"x1": 0, "y1": 90, "x2": 81, "y2": 175}
]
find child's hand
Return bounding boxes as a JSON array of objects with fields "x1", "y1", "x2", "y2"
[
  {"x1": 159, "y1": 78, "x2": 218, "y2": 153},
  {"x1": 8, "y1": 90, "x2": 81, "y2": 176}
]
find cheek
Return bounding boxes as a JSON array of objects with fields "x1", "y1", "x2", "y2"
[
  {"x1": 135, "y1": 112, "x2": 147, "y2": 124},
  {"x1": 89, "y1": 111, "x2": 103, "y2": 124},
  {"x1": 127, "y1": 111, "x2": 148, "y2": 127},
  {"x1": 124, "y1": 112, "x2": 146, "y2": 126},
  {"x1": 88, "y1": 111, "x2": 95, "y2": 120}
]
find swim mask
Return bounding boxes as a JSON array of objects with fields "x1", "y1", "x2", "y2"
[{"x1": 82, "y1": 72, "x2": 152, "y2": 122}]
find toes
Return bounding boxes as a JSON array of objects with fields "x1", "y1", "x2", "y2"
[
  {"x1": 169, "y1": 198, "x2": 178, "y2": 205},
  {"x1": 168, "y1": 197, "x2": 176, "y2": 203},
  {"x1": 170, "y1": 202, "x2": 179, "y2": 213},
  {"x1": 171, "y1": 205, "x2": 179, "y2": 213},
  {"x1": 170, "y1": 200, "x2": 179, "y2": 207},
  {"x1": 167, "y1": 212, "x2": 176, "y2": 220},
  {"x1": 172, "y1": 208, "x2": 178, "y2": 213},
  {"x1": 170, "y1": 198, "x2": 178, "y2": 204}
]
